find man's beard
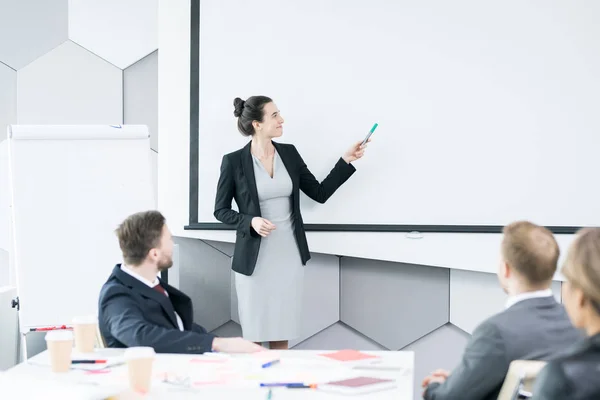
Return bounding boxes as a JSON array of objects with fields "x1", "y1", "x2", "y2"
[{"x1": 157, "y1": 257, "x2": 173, "y2": 271}]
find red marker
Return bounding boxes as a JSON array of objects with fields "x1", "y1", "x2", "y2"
[{"x1": 29, "y1": 325, "x2": 73, "y2": 332}]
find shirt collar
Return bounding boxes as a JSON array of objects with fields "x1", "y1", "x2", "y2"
[
  {"x1": 121, "y1": 264, "x2": 159, "y2": 288},
  {"x1": 505, "y1": 289, "x2": 554, "y2": 309}
]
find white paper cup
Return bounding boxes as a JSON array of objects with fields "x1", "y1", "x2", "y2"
[
  {"x1": 45, "y1": 330, "x2": 73, "y2": 373},
  {"x1": 124, "y1": 347, "x2": 156, "y2": 393},
  {"x1": 72, "y1": 315, "x2": 97, "y2": 353}
]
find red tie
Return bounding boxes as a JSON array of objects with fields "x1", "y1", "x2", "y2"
[{"x1": 153, "y1": 284, "x2": 167, "y2": 296}]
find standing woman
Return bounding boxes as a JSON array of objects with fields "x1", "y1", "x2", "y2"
[
  {"x1": 531, "y1": 228, "x2": 600, "y2": 399},
  {"x1": 214, "y1": 96, "x2": 368, "y2": 350}
]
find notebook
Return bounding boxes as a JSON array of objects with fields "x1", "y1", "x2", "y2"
[{"x1": 319, "y1": 376, "x2": 397, "y2": 395}]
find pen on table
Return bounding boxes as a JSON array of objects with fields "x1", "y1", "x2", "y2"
[
  {"x1": 266, "y1": 389, "x2": 272, "y2": 399},
  {"x1": 260, "y1": 383, "x2": 316, "y2": 388},
  {"x1": 71, "y1": 360, "x2": 107, "y2": 364},
  {"x1": 261, "y1": 359, "x2": 280, "y2": 369},
  {"x1": 285, "y1": 384, "x2": 317, "y2": 389},
  {"x1": 260, "y1": 382, "x2": 303, "y2": 387},
  {"x1": 29, "y1": 325, "x2": 72, "y2": 332}
]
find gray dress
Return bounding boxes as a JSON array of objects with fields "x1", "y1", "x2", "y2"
[{"x1": 234, "y1": 150, "x2": 305, "y2": 342}]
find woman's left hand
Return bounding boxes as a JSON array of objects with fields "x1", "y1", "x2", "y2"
[{"x1": 342, "y1": 139, "x2": 370, "y2": 164}]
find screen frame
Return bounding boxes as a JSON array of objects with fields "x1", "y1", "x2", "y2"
[{"x1": 184, "y1": 0, "x2": 579, "y2": 235}]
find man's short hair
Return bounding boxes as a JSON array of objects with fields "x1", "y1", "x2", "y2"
[
  {"x1": 501, "y1": 221, "x2": 559, "y2": 284},
  {"x1": 115, "y1": 210, "x2": 166, "y2": 266}
]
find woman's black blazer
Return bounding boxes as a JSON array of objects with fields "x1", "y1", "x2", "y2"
[{"x1": 214, "y1": 141, "x2": 356, "y2": 276}]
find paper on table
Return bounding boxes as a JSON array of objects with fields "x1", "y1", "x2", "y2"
[{"x1": 319, "y1": 349, "x2": 380, "y2": 362}]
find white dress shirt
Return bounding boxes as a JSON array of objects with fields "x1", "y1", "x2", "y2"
[
  {"x1": 121, "y1": 264, "x2": 184, "y2": 331},
  {"x1": 505, "y1": 288, "x2": 554, "y2": 309}
]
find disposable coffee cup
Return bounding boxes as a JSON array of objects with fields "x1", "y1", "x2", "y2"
[
  {"x1": 124, "y1": 347, "x2": 156, "y2": 393},
  {"x1": 45, "y1": 330, "x2": 73, "y2": 373},
  {"x1": 72, "y1": 315, "x2": 97, "y2": 353}
]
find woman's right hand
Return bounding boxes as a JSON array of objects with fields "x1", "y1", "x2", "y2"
[{"x1": 251, "y1": 217, "x2": 276, "y2": 237}]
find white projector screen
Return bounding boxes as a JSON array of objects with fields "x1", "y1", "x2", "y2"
[{"x1": 195, "y1": 0, "x2": 600, "y2": 227}]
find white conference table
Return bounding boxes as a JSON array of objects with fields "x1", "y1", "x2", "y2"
[{"x1": 3, "y1": 349, "x2": 414, "y2": 399}]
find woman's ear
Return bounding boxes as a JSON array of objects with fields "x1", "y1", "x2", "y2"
[
  {"x1": 252, "y1": 120, "x2": 261, "y2": 132},
  {"x1": 581, "y1": 292, "x2": 591, "y2": 309}
]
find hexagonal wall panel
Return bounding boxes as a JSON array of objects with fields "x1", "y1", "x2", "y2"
[
  {"x1": 341, "y1": 257, "x2": 450, "y2": 350},
  {"x1": 124, "y1": 51, "x2": 158, "y2": 151},
  {"x1": 206, "y1": 240, "x2": 235, "y2": 257},
  {"x1": 0, "y1": 0, "x2": 68, "y2": 69},
  {"x1": 450, "y1": 269, "x2": 563, "y2": 334},
  {"x1": 175, "y1": 237, "x2": 231, "y2": 332},
  {"x1": 293, "y1": 322, "x2": 386, "y2": 351},
  {"x1": 402, "y1": 324, "x2": 471, "y2": 400},
  {"x1": 0, "y1": 63, "x2": 16, "y2": 141},
  {"x1": 17, "y1": 41, "x2": 122, "y2": 124},
  {"x1": 289, "y1": 253, "x2": 340, "y2": 347},
  {"x1": 211, "y1": 321, "x2": 242, "y2": 338},
  {"x1": 69, "y1": 0, "x2": 158, "y2": 69}
]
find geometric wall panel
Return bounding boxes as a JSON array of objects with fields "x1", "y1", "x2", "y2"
[
  {"x1": 204, "y1": 240, "x2": 235, "y2": 257},
  {"x1": 402, "y1": 323, "x2": 470, "y2": 400},
  {"x1": 450, "y1": 269, "x2": 563, "y2": 334},
  {"x1": 0, "y1": 63, "x2": 16, "y2": 141},
  {"x1": 289, "y1": 253, "x2": 339, "y2": 347},
  {"x1": 293, "y1": 322, "x2": 386, "y2": 351},
  {"x1": 124, "y1": 50, "x2": 158, "y2": 151},
  {"x1": 0, "y1": 0, "x2": 68, "y2": 69},
  {"x1": 175, "y1": 237, "x2": 232, "y2": 332},
  {"x1": 210, "y1": 320, "x2": 242, "y2": 338},
  {"x1": 341, "y1": 258, "x2": 450, "y2": 350},
  {"x1": 17, "y1": 41, "x2": 122, "y2": 124},
  {"x1": 68, "y1": 0, "x2": 158, "y2": 69}
]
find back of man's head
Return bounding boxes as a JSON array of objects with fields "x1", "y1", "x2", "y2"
[
  {"x1": 501, "y1": 221, "x2": 559, "y2": 286},
  {"x1": 115, "y1": 210, "x2": 166, "y2": 266}
]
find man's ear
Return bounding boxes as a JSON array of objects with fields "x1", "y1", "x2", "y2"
[
  {"x1": 148, "y1": 248, "x2": 158, "y2": 261},
  {"x1": 502, "y1": 261, "x2": 511, "y2": 279}
]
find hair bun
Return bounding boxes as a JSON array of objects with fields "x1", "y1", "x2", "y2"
[{"x1": 233, "y1": 97, "x2": 246, "y2": 118}]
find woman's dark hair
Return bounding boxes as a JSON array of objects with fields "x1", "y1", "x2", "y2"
[{"x1": 233, "y1": 96, "x2": 273, "y2": 136}]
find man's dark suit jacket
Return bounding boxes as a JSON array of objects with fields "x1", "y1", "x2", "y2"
[
  {"x1": 532, "y1": 332, "x2": 600, "y2": 400},
  {"x1": 98, "y1": 265, "x2": 215, "y2": 354},
  {"x1": 424, "y1": 296, "x2": 582, "y2": 400},
  {"x1": 214, "y1": 141, "x2": 356, "y2": 276}
]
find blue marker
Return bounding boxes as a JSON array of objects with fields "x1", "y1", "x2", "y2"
[
  {"x1": 260, "y1": 382, "x2": 302, "y2": 387},
  {"x1": 261, "y1": 359, "x2": 280, "y2": 369},
  {"x1": 361, "y1": 123, "x2": 378, "y2": 146}
]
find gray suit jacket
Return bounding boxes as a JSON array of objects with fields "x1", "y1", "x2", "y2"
[{"x1": 424, "y1": 296, "x2": 582, "y2": 400}]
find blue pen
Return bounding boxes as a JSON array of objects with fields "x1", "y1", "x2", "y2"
[
  {"x1": 261, "y1": 359, "x2": 280, "y2": 368},
  {"x1": 260, "y1": 382, "x2": 303, "y2": 387}
]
